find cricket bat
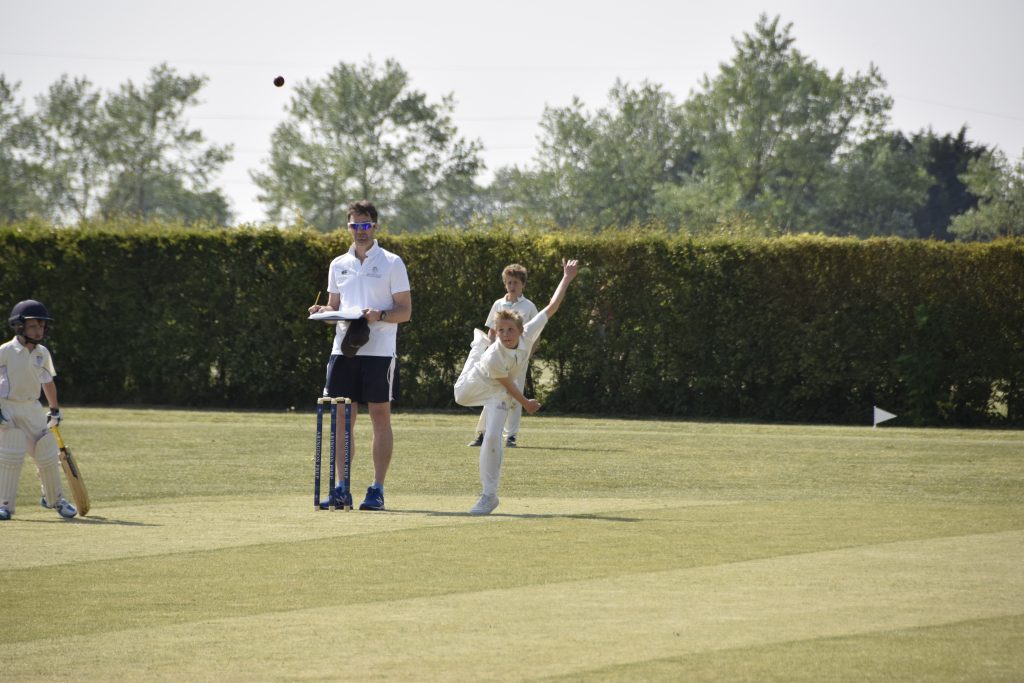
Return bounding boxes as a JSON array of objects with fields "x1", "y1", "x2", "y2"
[{"x1": 50, "y1": 424, "x2": 91, "y2": 516}]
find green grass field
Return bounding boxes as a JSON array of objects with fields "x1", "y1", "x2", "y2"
[{"x1": 3, "y1": 408, "x2": 1023, "y2": 681}]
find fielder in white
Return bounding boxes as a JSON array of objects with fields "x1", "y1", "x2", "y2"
[
  {"x1": 454, "y1": 258, "x2": 579, "y2": 515},
  {"x1": 467, "y1": 263, "x2": 539, "y2": 449},
  {"x1": 0, "y1": 300, "x2": 76, "y2": 520}
]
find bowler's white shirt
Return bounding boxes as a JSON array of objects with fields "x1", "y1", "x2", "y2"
[
  {"x1": 460, "y1": 311, "x2": 549, "y2": 406},
  {"x1": 327, "y1": 240, "x2": 411, "y2": 357}
]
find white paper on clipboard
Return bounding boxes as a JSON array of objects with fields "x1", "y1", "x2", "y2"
[{"x1": 308, "y1": 306, "x2": 364, "y2": 322}]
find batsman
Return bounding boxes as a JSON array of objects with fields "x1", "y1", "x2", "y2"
[{"x1": 0, "y1": 300, "x2": 77, "y2": 520}]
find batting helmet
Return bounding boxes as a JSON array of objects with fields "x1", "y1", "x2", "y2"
[{"x1": 9, "y1": 299, "x2": 54, "y2": 338}]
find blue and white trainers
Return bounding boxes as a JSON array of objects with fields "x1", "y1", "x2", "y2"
[
  {"x1": 55, "y1": 498, "x2": 77, "y2": 518},
  {"x1": 470, "y1": 493, "x2": 499, "y2": 516},
  {"x1": 41, "y1": 495, "x2": 77, "y2": 519},
  {"x1": 319, "y1": 484, "x2": 354, "y2": 510},
  {"x1": 0, "y1": 507, "x2": 11, "y2": 521},
  {"x1": 359, "y1": 485, "x2": 385, "y2": 511}
]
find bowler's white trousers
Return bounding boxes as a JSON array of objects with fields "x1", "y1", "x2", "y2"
[{"x1": 454, "y1": 331, "x2": 515, "y2": 496}]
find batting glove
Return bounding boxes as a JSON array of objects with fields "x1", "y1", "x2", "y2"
[{"x1": 46, "y1": 407, "x2": 62, "y2": 428}]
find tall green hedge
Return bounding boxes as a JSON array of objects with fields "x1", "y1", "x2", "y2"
[{"x1": 2, "y1": 223, "x2": 1021, "y2": 425}]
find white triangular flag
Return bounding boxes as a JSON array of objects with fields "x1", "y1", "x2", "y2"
[{"x1": 873, "y1": 406, "x2": 897, "y2": 427}]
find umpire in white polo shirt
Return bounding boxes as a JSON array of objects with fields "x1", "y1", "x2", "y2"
[{"x1": 308, "y1": 200, "x2": 412, "y2": 511}]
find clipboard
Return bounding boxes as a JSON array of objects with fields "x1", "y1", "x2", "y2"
[{"x1": 308, "y1": 306, "x2": 364, "y2": 322}]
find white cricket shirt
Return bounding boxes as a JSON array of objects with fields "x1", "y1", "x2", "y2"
[
  {"x1": 458, "y1": 311, "x2": 549, "y2": 406},
  {"x1": 484, "y1": 295, "x2": 538, "y2": 330},
  {"x1": 0, "y1": 337, "x2": 56, "y2": 402}
]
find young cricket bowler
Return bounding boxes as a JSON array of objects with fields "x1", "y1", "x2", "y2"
[
  {"x1": 467, "y1": 263, "x2": 539, "y2": 450},
  {"x1": 454, "y1": 258, "x2": 580, "y2": 515},
  {"x1": 0, "y1": 300, "x2": 76, "y2": 520}
]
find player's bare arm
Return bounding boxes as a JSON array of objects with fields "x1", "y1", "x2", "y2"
[
  {"x1": 308, "y1": 292, "x2": 341, "y2": 315},
  {"x1": 309, "y1": 292, "x2": 343, "y2": 325},
  {"x1": 42, "y1": 381, "x2": 59, "y2": 414},
  {"x1": 363, "y1": 290, "x2": 412, "y2": 323},
  {"x1": 539, "y1": 258, "x2": 580, "y2": 319}
]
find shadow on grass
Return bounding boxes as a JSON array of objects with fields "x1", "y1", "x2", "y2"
[
  {"x1": 391, "y1": 508, "x2": 643, "y2": 522},
  {"x1": 16, "y1": 515, "x2": 160, "y2": 527},
  {"x1": 513, "y1": 446, "x2": 629, "y2": 453}
]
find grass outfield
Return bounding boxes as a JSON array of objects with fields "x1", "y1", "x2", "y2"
[{"x1": 3, "y1": 408, "x2": 1023, "y2": 681}]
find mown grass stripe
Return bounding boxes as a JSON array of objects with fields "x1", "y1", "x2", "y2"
[{"x1": 4, "y1": 530, "x2": 1022, "y2": 681}]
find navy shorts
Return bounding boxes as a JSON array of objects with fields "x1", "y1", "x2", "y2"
[{"x1": 325, "y1": 354, "x2": 399, "y2": 404}]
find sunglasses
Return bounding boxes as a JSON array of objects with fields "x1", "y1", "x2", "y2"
[{"x1": 347, "y1": 222, "x2": 375, "y2": 231}]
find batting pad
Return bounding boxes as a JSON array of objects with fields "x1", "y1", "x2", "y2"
[
  {"x1": 0, "y1": 426, "x2": 27, "y2": 457},
  {"x1": 0, "y1": 433, "x2": 27, "y2": 513},
  {"x1": 32, "y1": 430, "x2": 59, "y2": 465},
  {"x1": 33, "y1": 431, "x2": 63, "y2": 505}
]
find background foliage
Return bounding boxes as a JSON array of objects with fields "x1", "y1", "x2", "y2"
[
  {"x1": 5, "y1": 15, "x2": 1021, "y2": 239},
  {"x1": 2, "y1": 222, "x2": 1021, "y2": 425},
  {"x1": 251, "y1": 59, "x2": 483, "y2": 232},
  {"x1": 1, "y1": 66, "x2": 232, "y2": 226}
]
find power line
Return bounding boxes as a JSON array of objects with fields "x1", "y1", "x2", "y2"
[
  {"x1": 0, "y1": 49, "x2": 706, "y2": 72},
  {"x1": 6, "y1": 49, "x2": 1015, "y2": 127},
  {"x1": 894, "y1": 94, "x2": 1024, "y2": 124},
  {"x1": 192, "y1": 114, "x2": 540, "y2": 122}
]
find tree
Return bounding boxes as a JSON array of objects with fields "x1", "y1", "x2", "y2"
[
  {"x1": 911, "y1": 127, "x2": 988, "y2": 240},
  {"x1": 0, "y1": 77, "x2": 45, "y2": 221},
  {"x1": 681, "y1": 14, "x2": 895, "y2": 233},
  {"x1": 949, "y1": 149, "x2": 1024, "y2": 240},
  {"x1": 31, "y1": 75, "x2": 108, "y2": 223},
  {"x1": 100, "y1": 64, "x2": 233, "y2": 224},
  {"x1": 650, "y1": 180, "x2": 776, "y2": 236},
  {"x1": 252, "y1": 59, "x2": 483, "y2": 232},
  {"x1": 491, "y1": 81, "x2": 695, "y2": 228},
  {"x1": 819, "y1": 132, "x2": 931, "y2": 237}
]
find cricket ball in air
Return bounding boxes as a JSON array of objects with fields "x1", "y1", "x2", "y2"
[{"x1": 273, "y1": 76, "x2": 285, "y2": 87}]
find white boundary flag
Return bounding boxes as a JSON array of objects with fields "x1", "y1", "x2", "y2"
[{"x1": 873, "y1": 406, "x2": 897, "y2": 427}]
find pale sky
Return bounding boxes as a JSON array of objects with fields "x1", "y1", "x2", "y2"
[{"x1": 3, "y1": 0, "x2": 1022, "y2": 224}]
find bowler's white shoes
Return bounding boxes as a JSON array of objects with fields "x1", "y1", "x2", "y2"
[{"x1": 470, "y1": 493, "x2": 499, "y2": 516}]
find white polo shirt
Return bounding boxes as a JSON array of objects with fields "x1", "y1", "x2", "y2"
[
  {"x1": 0, "y1": 337, "x2": 56, "y2": 402},
  {"x1": 327, "y1": 239, "x2": 411, "y2": 357},
  {"x1": 484, "y1": 295, "x2": 538, "y2": 331}
]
